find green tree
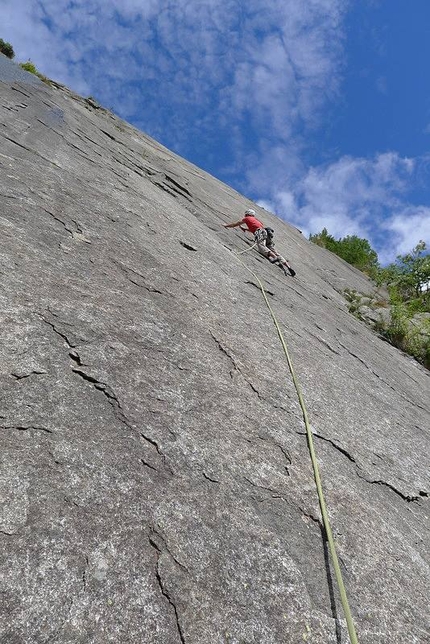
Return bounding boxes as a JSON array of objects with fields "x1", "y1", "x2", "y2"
[
  {"x1": 0, "y1": 38, "x2": 15, "y2": 59},
  {"x1": 309, "y1": 228, "x2": 338, "y2": 252},
  {"x1": 336, "y1": 235, "x2": 379, "y2": 274},
  {"x1": 378, "y1": 241, "x2": 430, "y2": 310},
  {"x1": 309, "y1": 229, "x2": 379, "y2": 275},
  {"x1": 336, "y1": 235, "x2": 430, "y2": 369}
]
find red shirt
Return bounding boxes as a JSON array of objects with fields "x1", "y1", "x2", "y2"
[{"x1": 242, "y1": 216, "x2": 264, "y2": 234}]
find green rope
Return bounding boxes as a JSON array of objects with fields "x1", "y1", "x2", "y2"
[
  {"x1": 236, "y1": 240, "x2": 257, "y2": 254},
  {"x1": 232, "y1": 248, "x2": 359, "y2": 644}
]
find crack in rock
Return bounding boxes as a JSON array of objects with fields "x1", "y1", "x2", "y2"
[
  {"x1": 149, "y1": 529, "x2": 188, "y2": 572},
  {"x1": 11, "y1": 369, "x2": 47, "y2": 380},
  {"x1": 151, "y1": 180, "x2": 183, "y2": 200},
  {"x1": 202, "y1": 471, "x2": 221, "y2": 483},
  {"x1": 112, "y1": 258, "x2": 163, "y2": 293},
  {"x1": 11, "y1": 87, "x2": 31, "y2": 98},
  {"x1": 297, "y1": 429, "x2": 357, "y2": 466},
  {"x1": 41, "y1": 127, "x2": 97, "y2": 166},
  {"x1": 243, "y1": 475, "x2": 288, "y2": 501},
  {"x1": 140, "y1": 432, "x2": 174, "y2": 476},
  {"x1": 357, "y1": 473, "x2": 425, "y2": 503},
  {"x1": 245, "y1": 280, "x2": 275, "y2": 297},
  {"x1": 111, "y1": 152, "x2": 148, "y2": 178},
  {"x1": 82, "y1": 555, "x2": 89, "y2": 592},
  {"x1": 210, "y1": 331, "x2": 242, "y2": 371},
  {"x1": 338, "y1": 341, "x2": 427, "y2": 411},
  {"x1": 0, "y1": 424, "x2": 52, "y2": 433},
  {"x1": 39, "y1": 206, "x2": 75, "y2": 237},
  {"x1": 151, "y1": 173, "x2": 192, "y2": 202},
  {"x1": 110, "y1": 153, "x2": 142, "y2": 177},
  {"x1": 179, "y1": 241, "x2": 197, "y2": 252},
  {"x1": 299, "y1": 429, "x2": 425, "y2": 504},
  {"x1": 300, "y1": 508, "x2": 322, "y2": 527},
  {"x1": 71, "y1": 131, "x2": 104, "y2": 159},
  {"x1": 257, "y1": 434, "x2": 292, "y2": 475},
  {"x1": 308, "y1": 332, "x2": 341, "y2": 356},
  {"x1": 71, "y1": 367, "x2": 135, "y2": 432},
  {"x1": 210, "y1": 330, "x2": 264, "y2": 399},
  {"x1": 312, "y1": 433, "x2": 356, "y2": 463},
  {"x1": 164, "y1": 174, "x2": 191, "y2": 197},
  {"x1": 139, "y1": 346, "x2": 190, "y2": 372},
  {"x1": 100, "y1": 128, "x2": 119, "y2": 142},
  {"x1": 69, "y1": 350, "x2": 84, "y2": 366},
  {"x1": 2, "y1": 101, "x2": 28, "y2": 113},
  {"x1": 0, "y1": 132, "x2": 60, "y2": 166},
  {"x1": 70, "y1": 365, "x2": 174, "y2": 474},
  {"x1": 39, "y1": 313, "x2": 77, "y2": 348},
  {"x1": 140, "y1": 458, "x2": 158, "y2": 472},
  {"x1": 148, "y1": 531, "x2": 187, "y2": 644}
]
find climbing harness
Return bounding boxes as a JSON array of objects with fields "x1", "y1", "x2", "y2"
[
  {"x1": 237, "y1": 234, "x2": 295, "y2": 277},
  {"x1": 231, "y1": 245, "x2": 359, "y2": 644}
]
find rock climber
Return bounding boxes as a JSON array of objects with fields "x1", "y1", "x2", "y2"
[{"x1": 224, "y1": 209, "x2": 296, "y2": 277}]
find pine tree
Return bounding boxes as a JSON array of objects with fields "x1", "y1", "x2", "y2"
[{"x1": 0, "y1": 39, "x2": 15, "y2": 59}]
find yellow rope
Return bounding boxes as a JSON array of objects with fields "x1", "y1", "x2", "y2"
[
  {"x1": 232, "y1": 248, "x2": 359, "y2": 644},
  {"x1": 236, "y1": 240, "x2": 257, "y2": 254}
]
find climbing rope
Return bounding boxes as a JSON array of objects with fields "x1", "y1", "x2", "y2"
[
  {"x1": 231, "y1": 246, "x2": 359, "y2": 644},
  {"x1": 235, "y1": 239, "x2": 258, "y2": 254}
]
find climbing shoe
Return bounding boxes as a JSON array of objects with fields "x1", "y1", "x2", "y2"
[{"x1": 288, "y1": 267, "x2": 296, "y2": 277}]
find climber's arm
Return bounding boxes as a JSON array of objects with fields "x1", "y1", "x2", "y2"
[{"x1": 224, "y1": 220, "x2": 244, "y2": 229}]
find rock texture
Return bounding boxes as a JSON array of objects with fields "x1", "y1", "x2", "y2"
[
  {"x1": 1, "y1": 57, "x2": 429, "y2": 644},
  {"x1": 343, "y1": 289, "x2": 430, "y2": 369}
]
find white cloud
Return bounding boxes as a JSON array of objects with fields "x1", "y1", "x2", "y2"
[
  {"x1": 300, "y1": 153, "x2": 413, "y2": 215},
  {"x1": 381, "y1": 207, "x2": 430, "y2": 262},
  {"x1": 7, "y1": 1, "x2": 427, "y2": 264},
  {"x1": 265, "y1": 152, "x2": 429, "y2": 263},
  {"x1": 0, "y1": 1, "x2": 347, "y2": 145}
]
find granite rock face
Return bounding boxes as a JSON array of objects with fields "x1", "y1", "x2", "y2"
[{"x1": 1, "y1": 57, "x2": 429, "y2": 644}]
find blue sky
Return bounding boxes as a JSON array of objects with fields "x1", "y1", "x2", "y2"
[{"x1": 2, "y1": 0, "x2": 430, "y2": 264}]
